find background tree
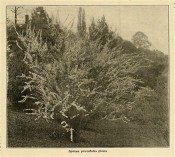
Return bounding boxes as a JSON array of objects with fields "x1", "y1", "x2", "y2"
[
  {"x1": 81, "y1": 9, "x2": 86, "y2": 35},
  {"x1": 31, "y1": 7, "x2": 53, "y2": 43},
  {"x1": 132, "y1": 31, "x2": 151, "y2": 49},
  {"x1": 31, "y1": 7, "x2": 50, "y2": 29},
  {"x1": 31, "y1": 6, "x2": 64, "y2": 57},
  {"x1": 89, "y1": 15, "x2": 114, "y2": 46},
  {"x1": 77, "y1": 7, "x2": 86, "y2": 37},
  {"x1": 10, "y1": 6, "x2": 23, "y2": 26},
  {"x1": 89, "y1": 18, "x2": 96, "y2": 40}
]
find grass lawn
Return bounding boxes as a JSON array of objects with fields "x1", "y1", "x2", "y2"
[{"x1": 7, "y1": 108, "x2": 169, "y2": 147}]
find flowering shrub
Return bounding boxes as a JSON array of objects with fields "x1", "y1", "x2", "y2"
[{"x1": 16, "y1": 22, "x2": 145, "y2": 142}]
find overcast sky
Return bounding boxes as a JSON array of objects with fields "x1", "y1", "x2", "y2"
[{"x1": 7, "y1": 6, "x2": 169, "y2": 54}]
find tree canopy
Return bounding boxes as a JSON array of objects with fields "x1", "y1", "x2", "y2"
[
  {"x1": 77, "y1": 7, "x2": 86, "y2": 37},
  {"x1": 132, "y1": 31, "x2": 151, "y2": 49}
]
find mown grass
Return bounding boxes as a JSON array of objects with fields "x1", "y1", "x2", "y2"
[{"x1": 7, "y1": 107, "x2": 169, "y2": 147}]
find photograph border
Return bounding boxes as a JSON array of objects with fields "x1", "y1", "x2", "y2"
[
  {"x1": 6, "y1": 4, "x2": 170, "y2": 148},
  {"x1": 1, "y1": 0, "x2": 174, "y2": 156}
]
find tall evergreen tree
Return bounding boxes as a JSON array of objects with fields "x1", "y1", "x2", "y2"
[
  {"x1": 31, "y1": 7, "x2": 50, "y2": 29},
  {"x1": 77, "y1": 7, "x2": 82, "y2": 35},
  {"x1": 89, "y1": 18, "x2": 96, "y2": 40},
  {"x1": 31, "y1": 7, "x2": 51, "y2": 42},
  {"x1": 31, "y1": 7, "x2": 63, "y2": 47},
  {"x1": 77, "y1": 7, "x2": 86, "y2": 37},
  {"x1": 82, "y1": 9, "x2": 86, "y2": 35},
  {"x1": 89, "y1": 15, "x2": 114, "y2": 46}
]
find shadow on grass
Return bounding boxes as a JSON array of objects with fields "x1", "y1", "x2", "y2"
[{"x1": 7, "y1": 107, "x2": 169, "y2": 147}]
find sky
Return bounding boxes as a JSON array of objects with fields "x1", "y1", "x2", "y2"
[{"x1": 7, "y1": 6, "x2": 169, "y2": 54}]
